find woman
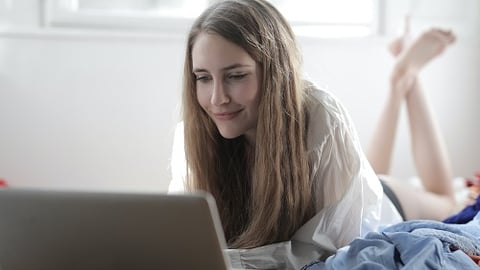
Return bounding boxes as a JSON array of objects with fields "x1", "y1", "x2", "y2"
[{"x1": 171, "y1": 0, "x2": 453, "y2": 268}]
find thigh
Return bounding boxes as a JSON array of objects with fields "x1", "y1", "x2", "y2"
[{"x1": 379, "y1": 175, "x2": 455, "y2": 221}]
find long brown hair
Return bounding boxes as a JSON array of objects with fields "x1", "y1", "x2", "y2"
[{"x1": 182, "y1": 0, "x2": 315, "y2": 248}]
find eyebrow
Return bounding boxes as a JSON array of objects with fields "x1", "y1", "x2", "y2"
[{"x1": 192, "y1": 63, "x2": 253, "y2": 73}]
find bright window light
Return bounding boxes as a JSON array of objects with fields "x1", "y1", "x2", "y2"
[
  {"x1": 74, "y1": 0, "x2": 208, "y2": 18},
  {"x1": 46, "y1": 0, "x2": 378, "y2": 37},
  {"x1": 270, "y1": 0, "x2": 374, "y2": 24},
  {"x1": 269, "y1": 0, "x2": 376, "y2": 37}
]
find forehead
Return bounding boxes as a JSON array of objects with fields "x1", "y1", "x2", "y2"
[{"x1": 191, "y1": 32, "x2": 256, "y2": 70}]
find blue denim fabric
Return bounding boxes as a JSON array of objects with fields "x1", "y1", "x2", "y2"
[
  {"x1": 383, "y1": 213, "x2": 480, "y2": 255},
  {"x1": 301, "y1": 212, "x2": 480, "y2": 270},
  {"x1": 302, "y1": 233, "x2": 477, "y2": 270}
]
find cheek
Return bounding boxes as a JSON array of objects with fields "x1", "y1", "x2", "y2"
[
  {"x1": 239, "y1": 80, "x2": 260, "y2": 104},
  {"x1": 196, "y1": 86, "x2": 210, "y2": 109}
]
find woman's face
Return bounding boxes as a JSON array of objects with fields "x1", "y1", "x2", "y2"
[{"x1": 192, "y1": 32, "x2": 261, "y2": 142}]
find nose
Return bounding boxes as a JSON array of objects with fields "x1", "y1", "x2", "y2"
[{"x1": 210, "y1": 80, "x2": 230, "y2": 105}]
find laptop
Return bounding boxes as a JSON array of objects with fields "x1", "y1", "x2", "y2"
[{"x1": 0, "y1": 188, "x2": 233, "y2": 270}]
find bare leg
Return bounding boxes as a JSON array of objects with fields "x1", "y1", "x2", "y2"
[
  {"x1": 405, "y1": 81, "x2": 453, "y2": 197},
  {"x1": 366, "y1": 80, "x2": 402, "y2": 175},
  {"x1": 367, "y1": 18, "x2": 411, "y2": 174},
  {"x1": 369, "y1": 27, "x2": 457, "y2": 220},
  {"x1": 389, "y1": 79, "x2": 455, "y2": 221}
]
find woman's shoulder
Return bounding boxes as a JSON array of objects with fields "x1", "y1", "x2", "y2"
[
  {"x1": 303, "y1": 82, "x2": 358, "y2": 150},
  {"x1": 304, "y1": 82, "x2": 347, "y2": 121}
]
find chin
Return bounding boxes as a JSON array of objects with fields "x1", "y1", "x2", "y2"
[
  {"x1": 217, "y1": 129, "x2": 243, "y2": 140},
  {"x1": 219, "y1": 133, "x2": 242, "y2": 140}
]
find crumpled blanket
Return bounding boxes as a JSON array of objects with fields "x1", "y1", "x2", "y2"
[{"x1": 302, "y1": 212, "x2": 480, "y2": 270}]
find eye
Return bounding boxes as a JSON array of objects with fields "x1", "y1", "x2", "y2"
[
  {"x1": 194, "y1": 73, "x2": 212, "y2": 82},
  {"x1": 227, "y1": 73, "x2": 248, "y2": 80}
]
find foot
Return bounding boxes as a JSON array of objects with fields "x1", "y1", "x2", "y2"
[
  {"x1": 390, "y1": 28, "x2": 456, "y2": 98},
  {"x1": 389, "y1": 38, "x2": 405, "y2": 58},
  {"x1": 397, "y1": 28, "x2": 456, "y2": 74},
  {"x1": 388, "y1": 15, "x2": 411, "y2": 57}
]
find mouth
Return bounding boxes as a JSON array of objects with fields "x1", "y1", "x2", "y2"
[{"x1": 213, "y1": 110, "x2": 242, "y2": 120}]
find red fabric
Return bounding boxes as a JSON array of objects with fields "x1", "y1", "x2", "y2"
[
  {"x1": 0, "y1": 179, "x2": 7, "y2": 187},
  {"x1": 467, "y1": 254, "x2": 480, "y2": 266}
]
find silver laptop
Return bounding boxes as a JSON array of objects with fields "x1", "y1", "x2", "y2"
[{"x1": 0, "y1": 188, "x2": 232, "y2": 270}]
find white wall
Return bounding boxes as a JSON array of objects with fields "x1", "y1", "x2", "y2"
[
  {"x1": 0, "y1": 0, "x2": 479, "y2": 191},
  {"x1": 0, "y1": 31, "x2": 185, "y2": 191}
]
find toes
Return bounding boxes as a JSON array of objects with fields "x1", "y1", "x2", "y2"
[{"x1": 389, "y1": 38, "x2": 404, "y2": 57}]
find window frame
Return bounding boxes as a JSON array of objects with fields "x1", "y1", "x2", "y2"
[{"x1": 44, "y1": 0, "x2": 384, "y2": 38}]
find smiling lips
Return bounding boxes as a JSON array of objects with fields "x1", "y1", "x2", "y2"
[{"x1": 213, "y1": 109, "x2": 242, "y2": 120}]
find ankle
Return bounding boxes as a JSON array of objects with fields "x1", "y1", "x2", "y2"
[
  {"x1": 394, "y1": 54, "x2": 420, "y2": 78},
  {"x1": 390, "y1": 65, "x2": 417, "y2": 99}
]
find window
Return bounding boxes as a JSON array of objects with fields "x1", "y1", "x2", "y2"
[
  {"x1": 45, "y1": 0, "x2": 210, "y2": 33},
  {"x1": 75, "y1": 0, "x2": 208, "y2": 18},
  {"x1": 45, "y1": 0, "x2": 379, "y2": 37},
  {"x1": 270, "y1": 0, "x2": 378, "y2": 37}
]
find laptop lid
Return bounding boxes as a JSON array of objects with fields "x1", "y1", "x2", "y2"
[{"x1": 0, "y1": 188, "x2": 231, "y2": 270}]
